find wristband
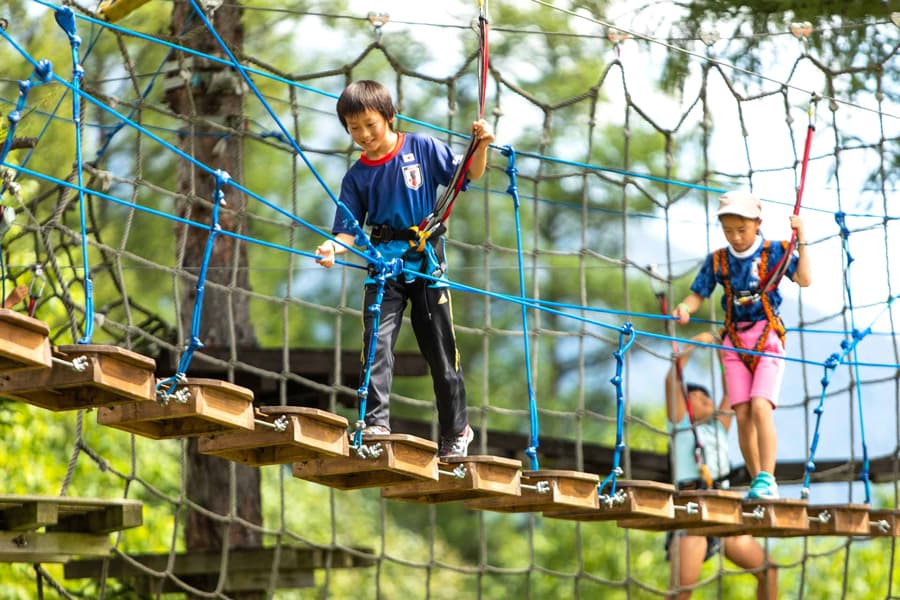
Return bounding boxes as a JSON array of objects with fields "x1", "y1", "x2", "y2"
[
  {"x1": 797, "y1": 241, "x2": 809, "y2": 247},
  {"x1": 677, "y1": 302, "x2": 690, "y2": 314}
]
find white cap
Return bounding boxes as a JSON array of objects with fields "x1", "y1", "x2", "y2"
[{"x1": 716, "y1": 190, "x2": 762, "y2": 219}]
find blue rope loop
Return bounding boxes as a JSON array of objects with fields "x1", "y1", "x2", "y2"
[
  {"x1": 352, "y1": 255, "x2": 401, "y2": 448},
  {"x1": 502, "y1": 144, "x2": 540, "y2": 470},
  {"x1": 599, "y1": 322, "x2": 635, "y2": 497},
  {"x1": 155, "y1": 171, "x2": 229, "y2": 402}
]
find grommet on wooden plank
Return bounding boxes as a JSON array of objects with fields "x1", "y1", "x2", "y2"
[
  {"x1": 0, "y1": 495, "x2": 142, "y2": 563},
  {"x1": 544, "y1": 479, "x2": 673, "y2": 522},
  {"x1": 381, "y1": 455, "x2": 522, "y2": 503},
  {"x1": 292, "y1": 433, "x2": 438, "y2": 490},
  {"x1": 868, "y1": 509, "x2": 900, "y2": 537},
  {"x1": 690, "y1": 498, "x2": 810, "y2": 537},
  {"x1": 198, "y1": 406, "x2": 349, "y2": 466},
  {"x1": 464, "y1": 470, "x2": 599, "y2": 513},
  {"x1": 0, "y1": 308, "x2": 52, "y2": 373},
  {"x1": 97, "y1": 378, "x2": 254, "y2": 439},
  {"x1": 0, "y1": 344, "x2": 155, "y2": 411}
]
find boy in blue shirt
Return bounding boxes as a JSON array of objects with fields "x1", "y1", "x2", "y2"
[
  {"x1": 316, "y1": 80, "x2": 494, "y2": 458},
  {"x1": 674, "y1": 190, "x2": 811, "y2": 499}
]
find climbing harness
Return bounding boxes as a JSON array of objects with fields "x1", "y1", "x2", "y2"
[{"x1": 714, "y1": 241, "x2": 787, "y2": 373}]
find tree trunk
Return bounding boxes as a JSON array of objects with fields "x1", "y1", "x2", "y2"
[{"x1": 165, "y1": 1, "x2": 262, "y2": 594}]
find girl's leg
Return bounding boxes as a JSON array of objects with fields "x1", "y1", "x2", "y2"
[
  {"x1": 751, "y1": 397, "x2": 777, "y2": 476},
  {"x1": 668, "y1": 534, "x2": 707, "y2": 600},
  {"x1": 733, "y1": 402, "x2": 759, "y2": 477}
]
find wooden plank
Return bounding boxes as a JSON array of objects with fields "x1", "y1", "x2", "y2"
[
  {"x1": 381, "y1": 455, "x2": 523, "y2": 503},
  {"x1": 50, "y1": 502, "x2": 143, "y2": 534},
  {"x1": 465, "y1": 470, "x2": 599, "y2": 513},
  {"x1": 292, "y1": 434, "x2": 438, "y2": 490},
  {"x1": 98, "y1": 378, "x2": 254, "y2": 439},
  {"x1": 619, "y1": 489, "x2": 743, "y2": 531},
  {"x1": 690, "y1": 498, "x2": 810, "y2": 537},
  {"x1": 545, "y1": 479, "x2": 674, "y2": 522},
  {"x1": 0, "y1": 531, "x2": 111, "y2": 563},
  {"x1": 0, "y1": 500, "x2": 59, "y2": 531},
  {"x1": 64, "y1": 546, "x2": 375, "y2": 593},
  {"x1": 198, "y1": 407, "x2": 349, "y2": 466},
  {"x1": 0, "y1": 309, "x2": 52, "y2": 373},
  {"x1": 0, "y1": 344, "x2": 155, "y2": 410}
]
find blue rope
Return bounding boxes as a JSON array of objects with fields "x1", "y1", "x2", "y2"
[
  {"x1": 53, "y1": 7, "x2": 94, "y2": 344},
  {"x1": 352, "y1": 257, "x2": 404, "y2": 448},
  {"x1": 502, "y1": 146, "x2": 540, "y2": 471},
  {"x1": 26, "y1": 2, "x2": 900, "y2": 226},
  {"x1": 834, "y1": 211, "x2": 872, "y2": 503},
  {"x1": 155, "y1": 171, "x2": 229, "y2": 402},
  {"x1": 598, "y1": 322, "x2": 636, "y2": 498},
  {"x1": 0, "y1": 61, "x2": 53, "y2": 167},
  {"x1": 185, "y1": 0, "x2": 380, "y2": 266}
]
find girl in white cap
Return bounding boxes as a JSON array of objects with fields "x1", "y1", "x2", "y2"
[{"x1": 673, "y1": 190, "x2": 811, "y2": 499}]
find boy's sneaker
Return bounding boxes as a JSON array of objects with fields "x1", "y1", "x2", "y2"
[
  {"x1": 360, "y1": 425, "x2": 390, "y2": 437},
  {"x1": 745, "y1": 471, "x2": 779, "y2": 500},
  {"x1": 438, "y1": 425, "x2": 474, "y2": 459}
]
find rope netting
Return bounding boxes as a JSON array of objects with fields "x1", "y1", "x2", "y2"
[{"x1": 0, "y1": 1, "x2": 898, "y2": 597}]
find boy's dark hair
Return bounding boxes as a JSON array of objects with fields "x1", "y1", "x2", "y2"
[
  {"x1": 686, "y1": 383, "x2": 711, "y2": 398},
  {"x1": 336, "y1": 80, "x2": 396, "y2": 132}
]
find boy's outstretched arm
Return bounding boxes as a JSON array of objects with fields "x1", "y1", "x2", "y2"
[
  {"x1": 791, "y1": 215, "x2": 812, "y2": 287},
  {"x1": 315, "y1": 232, "x2": 356, "y2": 269},
  {"x1": 466, "y1": 119, "x2": 495, "y2": 180}
]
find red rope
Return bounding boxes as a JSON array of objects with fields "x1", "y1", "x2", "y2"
[{"x1": 759, "y1": 98, "x2": 817, "y2": 293}]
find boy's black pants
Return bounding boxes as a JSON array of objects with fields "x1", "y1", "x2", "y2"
[{"x1": 360, "y1": 277, "x2": 467, "y2": 439}]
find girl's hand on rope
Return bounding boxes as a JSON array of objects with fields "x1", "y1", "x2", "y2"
[
  {"x1": 790, "y1": 214, "x2": 805, "y2": 242},
  {"x1": 472, "y1": 119, "x2": 495, "y2": 146},
  {"x1": 673, "y1": 302, "x2": 691, "y2": 325}
]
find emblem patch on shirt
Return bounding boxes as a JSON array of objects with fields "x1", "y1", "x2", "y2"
[
  {"x1": 402, "y1": 164, "x2": 423, "y2": 190},
  {"x1": 402, "y1": 153, "x2": 415, "y2": 162}
]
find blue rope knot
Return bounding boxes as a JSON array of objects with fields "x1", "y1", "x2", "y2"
[
  {"x1": 806, "y1": 460, "x2": 816, "y2": 472},
  {"x1": 500, "y1": 144, "x2": 514, "y2": 158},
  {"x1": 609, "y1": 374, "x2": 621, "y2": 386},
  {"x1": 17, "y1": 79, "x2": 31, "y2": 95},
  {"x1": 524, "y1": 445, "x2": 538, "y2": 461},
  {"x1": 7, "y1": 110, "x2": 21, "y2": 125},
  {"x1": 34, "y1": 59, "x2": 53, "y2": 83},
  {"x1": 834, "y1": 211, "x2": 850, "y2": 239},
  {"x1": 824, "y1": 352, "x2": 840, "y2": 370},
  {"x1": 53, "y1": 6, "x2": 78, "y2": 38}
]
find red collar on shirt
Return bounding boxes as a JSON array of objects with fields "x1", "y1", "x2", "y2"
[{"x1": 360, "y1": 132, "x2": 405, "y2": 166}]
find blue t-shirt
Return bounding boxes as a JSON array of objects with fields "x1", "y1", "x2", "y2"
[
  {"x1": 670, "y1": 414, "x2": 731, "y2": 484},
  {"x1": 690, "y1": 235, "x2": 799, "y2": 322},
  {"x1": 332, "y1": 132, "x2": 463, "y2": 277}
]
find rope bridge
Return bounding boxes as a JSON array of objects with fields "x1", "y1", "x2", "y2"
[{"x1": 0, "y1": 1, "x2": 898, "y2": 597}]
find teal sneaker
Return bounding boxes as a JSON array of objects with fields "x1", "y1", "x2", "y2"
[{"x1": 745, "y1": 472, "x2": 779, "y2": 500}]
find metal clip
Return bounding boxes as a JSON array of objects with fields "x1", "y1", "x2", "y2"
[{"x1": 368, "y1": 12, "x2": 389, "y2": 42}]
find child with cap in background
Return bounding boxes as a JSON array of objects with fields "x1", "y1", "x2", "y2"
[{"x1": 673, "y1": 191, "x2": 811, "y2": 499}]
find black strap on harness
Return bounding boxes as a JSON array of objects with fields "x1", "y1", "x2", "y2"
[{"x1": 369, "y1": 223, "x2": 446, "y2": 245}]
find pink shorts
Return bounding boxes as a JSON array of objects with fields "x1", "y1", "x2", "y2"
[{"x1": 722, "y1": 320, "x2": 785, "y2": 408}]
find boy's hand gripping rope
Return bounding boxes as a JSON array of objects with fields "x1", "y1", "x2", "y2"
[
  {"x1": 155, "y1": 171, "x2": 230, "y2": 405},
  {"x1": 648, "y1": 266, "x2": 713, "y2": 489},
  {"x1": 598, "y1": 322, "x2": 635, "y2": 505}
]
